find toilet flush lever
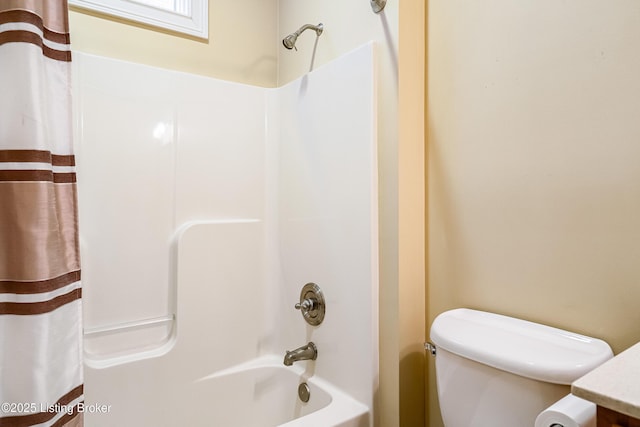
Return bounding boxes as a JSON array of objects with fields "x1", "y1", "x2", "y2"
[
  {"x1": 294, "y1": 283, "x2": 325, "y2": 326},
  {"x1": 425, "y1": 342, "x2": 437, "y2": 356}
]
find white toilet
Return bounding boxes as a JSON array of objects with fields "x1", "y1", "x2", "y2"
[{"x1": 430, "y1": 308, "x2": 613, "y2": 427}]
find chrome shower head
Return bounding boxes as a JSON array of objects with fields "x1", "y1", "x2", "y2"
[
  {"x1": 282, "y1": 23, "x2": 324, "y2": 51},
  {"x1": 283, "y1": 33, "x2": 299, "y2": 50}
]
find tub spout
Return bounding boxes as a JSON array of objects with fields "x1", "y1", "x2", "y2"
[{"x1": 283, "y1": 342, "x2": 317, "y2": 366}]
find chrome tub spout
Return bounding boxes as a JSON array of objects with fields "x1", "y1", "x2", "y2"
[{"x1": 283, "y1": 342, "x2": 318, "y2": 366}]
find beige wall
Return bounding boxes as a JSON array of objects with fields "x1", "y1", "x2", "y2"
[
  {"x1": 70, "y1": 1, "x2": 427, "y2": 426},
  {"x1": 69, "y1": 0, "x2": 278, "y2": 87},
  {"x1": 398, "y1": 0, "x2": 426, "y2": 426},
  {"x1": 427, "y1": 0, "x2": 640, "y2": 426}
]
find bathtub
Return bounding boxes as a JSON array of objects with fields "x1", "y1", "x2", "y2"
[
  {"x1": 85, "y1": 353, "x2": 370, "y2": 427},
  {"x1": 188, "y1": 356, "x2": 370, "y2": 427},
  {"x1": 83, "y1": 219, "x2": 375, "y2": 427}
]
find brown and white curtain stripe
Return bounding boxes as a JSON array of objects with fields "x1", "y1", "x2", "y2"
[{"x1": 0, "y1": 1, "x2": 83, "y2": 426}]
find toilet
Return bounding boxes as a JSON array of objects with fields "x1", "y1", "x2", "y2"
[{"x1": 430, "y1": 308, "x2": 613, "y2": 427}]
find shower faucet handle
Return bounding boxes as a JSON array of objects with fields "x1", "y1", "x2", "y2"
[
  {"x1": 295, "y1": 298, "x2": 317, "y2": 311},
  {"x1": 294, "y1": 283, "x2": 326, "y2": 326}
]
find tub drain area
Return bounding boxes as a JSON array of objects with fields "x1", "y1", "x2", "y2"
[{"x1": 298, "y1": 383, "x2": 310, "y2": 403}]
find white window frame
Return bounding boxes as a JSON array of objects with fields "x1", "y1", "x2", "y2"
[{"x1": 70, "y1": 0, "x2": 208, "y2": 39}]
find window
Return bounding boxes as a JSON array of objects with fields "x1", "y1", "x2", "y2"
[{"x1": 70, "y1": 0, "x2": 208, "y2": 39}]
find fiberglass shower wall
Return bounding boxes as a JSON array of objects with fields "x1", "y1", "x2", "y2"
[
  {"x1": 270, "y1": 43, "x2": 378, "y2": 410},
  {"x1": 74, "y1": 43, "x2": 377, "y2": 425},
  {"x1": 74, "y1": 53, "x2": 266, "y2": 364}
]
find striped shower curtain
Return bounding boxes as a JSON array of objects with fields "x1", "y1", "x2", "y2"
[{"x1": 0, "y1": 1, "x2": 84, "y2": 426}]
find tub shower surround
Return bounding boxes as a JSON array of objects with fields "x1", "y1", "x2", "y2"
[{"x1": 74, "y1": 43, "x2": 377, "y2": 426}]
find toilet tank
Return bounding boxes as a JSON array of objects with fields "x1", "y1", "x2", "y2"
[{"x1": 430, "y1": 308, "x2": 613, "y2": 427}]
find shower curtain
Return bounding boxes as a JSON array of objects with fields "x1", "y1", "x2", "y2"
[{"x1": 0, "y1": 1, "x2": 83, "y2": 426}]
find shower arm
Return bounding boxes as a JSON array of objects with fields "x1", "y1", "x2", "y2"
[{"x1": 294, "y1": 23, "x2": 324, "y2": 37}]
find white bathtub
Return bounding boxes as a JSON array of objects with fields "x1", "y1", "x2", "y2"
[
  {"x1": 84, "y1": 353, "x2": 370, "y2": 427},
  {"x1": 83, "y1": 220, "x2": 375, "y2": 427},
  {"x1": 188, "y1": 356, "x2": 370, "y2": 427}
]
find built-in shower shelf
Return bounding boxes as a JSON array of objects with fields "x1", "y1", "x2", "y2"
[
  {"x1": 84, "y1": 314, "x2": 175, "y2": 337},
  {"x1": 84, "y1": 313, "x2": 176, "y2": 368}
]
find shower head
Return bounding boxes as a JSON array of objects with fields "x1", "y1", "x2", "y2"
[
  {"x1": 282, "y1": 34, "x2": 298, "y2": 50},
  {"x1": 282, "y1": 23, "x2": 324, "y2": 50}
]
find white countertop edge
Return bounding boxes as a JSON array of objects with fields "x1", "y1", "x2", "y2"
[{"x1": 572, "y1": 341, "x2": 640, "y2": 419}]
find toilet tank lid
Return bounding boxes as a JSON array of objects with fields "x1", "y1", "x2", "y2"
[{"x1": 430, "y1": 308, "x2": 613, "y2": 385}]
